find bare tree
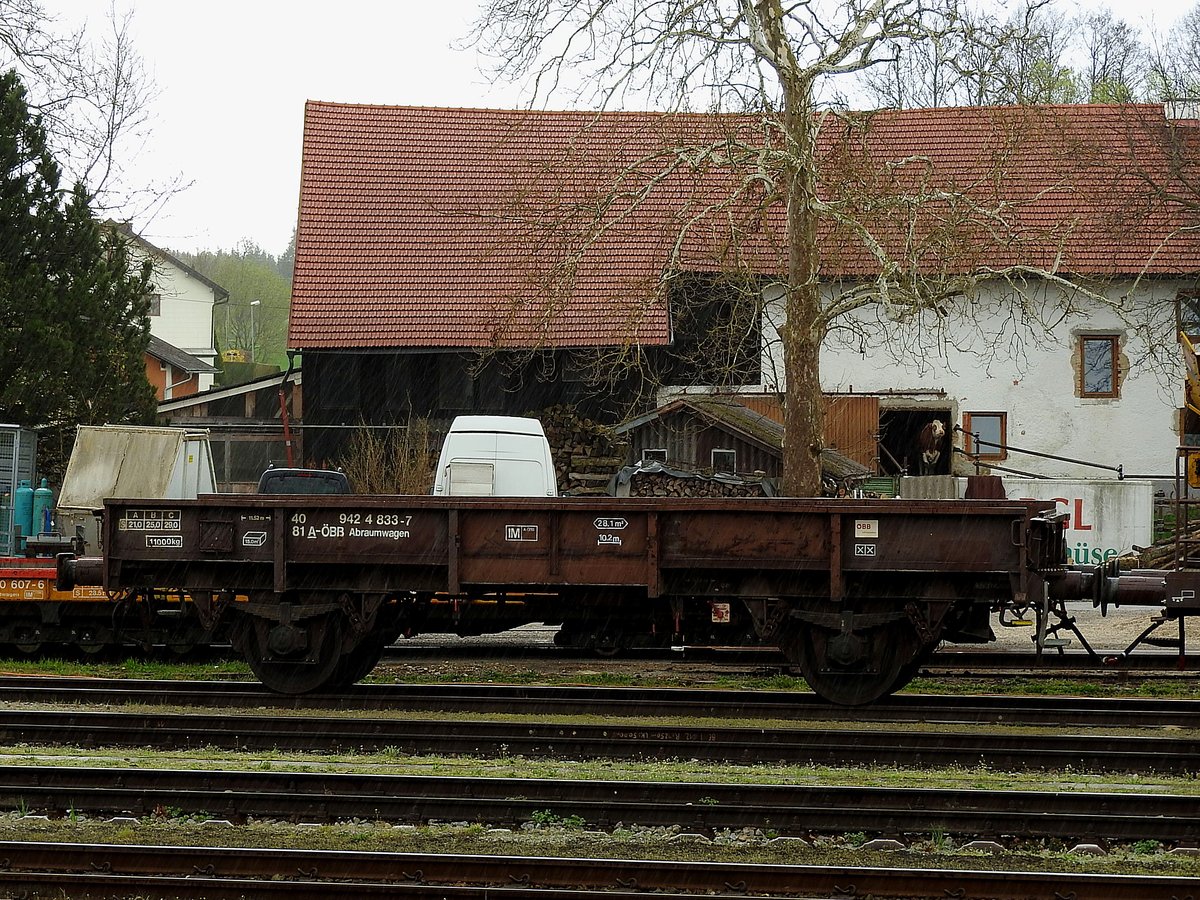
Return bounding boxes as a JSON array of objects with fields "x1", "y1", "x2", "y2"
[
  {"x1": 990, "y1": 2, "x2": 1080, "y2": 103},
  {"x1": 471, "y1": 0, "x2": 1125, "y2": 495},
  {"x1": 0, "y1": 0, "x2": 183, "y2": 215},
  {"x1": 866, "y1": 2, "x2": 1156, "y2": 109},
  {"x1": 1148, "y1": 3, "x2": 1200, "y2": 100},
  {"x1": 1078, "y1": 9, "x2": 1145, "y2": 102},
  {"x1": 865, "y1": 1, "x2": 1088, "y2": 108}
]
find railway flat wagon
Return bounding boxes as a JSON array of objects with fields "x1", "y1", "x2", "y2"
[{"x1": 59, "y1": 495, "x2": 1067, "y2": 704}]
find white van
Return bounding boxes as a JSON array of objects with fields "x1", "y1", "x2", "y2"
[{"x1": 432, "y1": 416, "x2": 558, "y2": 497}]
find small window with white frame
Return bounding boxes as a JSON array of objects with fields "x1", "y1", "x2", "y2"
[
  {"x1": 711, "y1": 448, "x2": 736, "y2": 473},
  {"x1": 641, "y1": 448, "x2": 667, "y2": 464}
]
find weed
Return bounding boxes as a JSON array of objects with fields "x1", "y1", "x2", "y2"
[
  {"x1": 1132, "y1": 840, "x2": 1162, "y2": 855},
  {"x1": 529, "y1": 809, "x2": 587, "y2": 829},
  {"x1": 845, "y1": 831, "x2": 867, "y2": 847}
]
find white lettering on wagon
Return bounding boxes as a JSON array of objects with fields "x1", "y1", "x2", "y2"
[
  {"x1": 242, "y1": 531, "x2": 267, "y2": 547},
  {"x1": 598, "y1": 533, "x2": 623, "y2": 547},
  {"x1": 146, "y1": 535, "x2": 183, "y2": 549},
  {"x1": 594, "y1": 517, "x2": 628, "y2": 530},
  {"x1": 348, "y1": 528, "x2": 410, "y2": 540},
  {"x1": 119, "y1": 509, "x2": 181, "y2": 531},
  {"x1": 288, "y1": 511, "x2": 412, "y2": 541},
  {"x1": 506, "y1": 525, "x2": 539, "y2": 542}
]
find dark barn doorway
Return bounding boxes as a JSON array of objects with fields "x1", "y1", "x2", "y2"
[{"x1": 877, "y1": 409, "x2": 952, "y2": 476}]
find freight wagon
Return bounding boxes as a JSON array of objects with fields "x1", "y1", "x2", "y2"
[{"x1": 59, "y1": 493, "x2": 1074, "y2": 704}]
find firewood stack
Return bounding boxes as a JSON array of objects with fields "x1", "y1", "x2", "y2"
[
  {"x1": 1137, "y1": 532, "x2": 1200, "y2": 569},
  {"x1": 537, "y1": 405, "x2": 629, "y2": 496},
  {"x1": 626, "y1": 470, "x2": 770, "y2": 498}
]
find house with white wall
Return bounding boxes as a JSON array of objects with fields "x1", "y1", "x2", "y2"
[{"x1": 116, "y1": 224, "x2": 229, "y2": 395}]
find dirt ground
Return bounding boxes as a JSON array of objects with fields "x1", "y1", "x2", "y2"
[{"x1": 988, "y1": 601, "x2": 1178, "y2": 656}]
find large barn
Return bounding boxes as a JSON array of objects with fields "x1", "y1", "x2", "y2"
[{"x1": 288, "y1": 101, "x2": 1200, "y2": 479}]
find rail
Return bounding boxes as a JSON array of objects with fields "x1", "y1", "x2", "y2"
[
  {"x1": 1, "y1": 843, "x2": 1192, "y2": 900},
  {"x1": 0, "y1": 706, "x2": 1193, "y2": 773}
]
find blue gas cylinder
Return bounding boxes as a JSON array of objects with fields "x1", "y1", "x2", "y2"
[
  {"x1": 13, "y1": 479, "x2": 33, "y2": 549},
  {"x1": 32, "y1": 478, "x2": 53, "y2": 535}
]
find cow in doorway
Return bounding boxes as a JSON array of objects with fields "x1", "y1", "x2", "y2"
[{"x1": 917, "y1": 419, "x2": 946, "y2": 475}]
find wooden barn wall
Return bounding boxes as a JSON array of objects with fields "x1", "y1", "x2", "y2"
[
  {"x1": 823, "y1": 395, "x2": 879, "y2": 469},
  {"x1": 683, "y1": 394, "x2": 880, "y2": 471},
  {"x1": 737, "y1": 394, "x2": 783, "y2": 423},
  {"x1": 627, "y1": 412, "x2": 781, "y2": 476}
]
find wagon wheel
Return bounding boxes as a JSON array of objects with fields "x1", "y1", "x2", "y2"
[
  {"x1": 12, "y1": 624, "x2": 42, "y2": 656},
  {"x1": 239, "y1": 613, "x2": 345, "y2": 695},
  {"x1": 783, "y1": 619, "x2": 917, "y2": 707},
  {"x1": 74, "y1": 629, "x2": 107, "y2": 655},
  {"x1": 327, "y1": 633, "x2": 391, "y2": 688}
]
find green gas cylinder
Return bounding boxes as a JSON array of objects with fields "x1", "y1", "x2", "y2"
[
  {"x1": 13, "y1": 479, "x2": 33, "y2": 550},
  {"x1": 32, "y1": 478, "x2": 53, "y2": 535}
]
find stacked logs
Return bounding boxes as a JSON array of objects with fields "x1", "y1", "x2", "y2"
[
  {"x1": 626, "y1": 470, "x2": 770, "y2": 498},
  {"x1": 1137, "y1": 533, "x2": 1200, "y2": 569},
  {"x1": 537, "y1": 405, "x2": 629, "y2": 496}
]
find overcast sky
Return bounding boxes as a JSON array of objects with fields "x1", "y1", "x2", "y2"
[{"x1": 46, "y1": 0, "x2": 1200, "y2": 257}]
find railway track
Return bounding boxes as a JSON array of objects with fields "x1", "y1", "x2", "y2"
[
  {"x1": 1, "y1": 843, "x2": 1194, "y2": 900},
  {"x1": 0, "y1": 675, "x2": 1197, "y2": 728},
  {"x1": 3, "y1": 765, "x2": 1197, "y2": 842},
  {"x1": 1, "y1": 677, "x2": 1196, "y2": 896},
  {"x1": 0, "y1": 703, "x2": 1194, "y2": 773}
]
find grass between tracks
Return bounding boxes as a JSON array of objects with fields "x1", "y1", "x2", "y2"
[
  {"x1": 0, "y1": 811, "x2": 1198, "y2": 879},
  {"x1": 0, "y1": 743, "x2": 1196, "y2": 795},
  {"x1": 0, "y1": 653, "x2": 1198, "y2": 700}
]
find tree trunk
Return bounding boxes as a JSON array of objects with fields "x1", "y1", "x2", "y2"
[{"x1": 780, "y1": 83, "x2": 824, "y2": 497}]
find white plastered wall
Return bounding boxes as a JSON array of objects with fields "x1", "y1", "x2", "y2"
[
  {"x1": 758, "y1": 278, "x2": 1186, "y2": 479},
  {"x1": 131, "y1": 246, "x2": 220, "y2": 392}
]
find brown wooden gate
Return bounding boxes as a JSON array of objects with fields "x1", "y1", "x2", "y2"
[{"x1": 824, "y1": 395, "x2": 879, "y2": 470}]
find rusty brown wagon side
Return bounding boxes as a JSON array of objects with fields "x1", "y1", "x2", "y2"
[{"x1": 59, "y1": 495, "x2": 1066, "y2": 704}]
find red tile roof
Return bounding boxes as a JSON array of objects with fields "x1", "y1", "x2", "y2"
[{"x1": 291, "y1": 102, "x2": 1200, "y2": 350}]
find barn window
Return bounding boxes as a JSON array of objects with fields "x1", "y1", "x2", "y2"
[
  {"x1": 711, "y1": 448, "x2": 737, "y2": 473},
  {"x1": 963, "y1": 412, "x2": 1006, "y2": 460},
  {"x1": 642, "y1": 448, "x2": 667, "y2": 464},
  {"x1": 438, "y1": 356, "x2": 474, "y2": 411},
  {"x1": 1079, "y1": 335, "x2": 1119, "y2": 398}
]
